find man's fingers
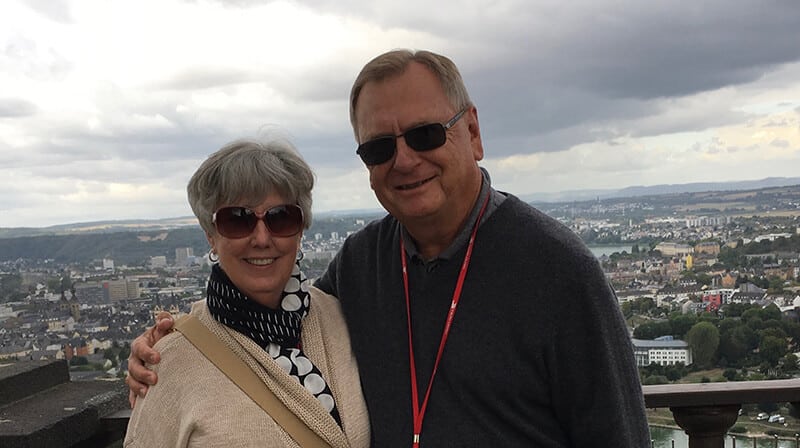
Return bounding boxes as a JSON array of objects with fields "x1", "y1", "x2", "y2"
[
  {"x1": 153, "y1": 314, "x2": 175, "y2": 342},
  {"x1": 125, "y1": 374, "x2": 149, "y2": 408},
  {"x1": 128, "y1": 334, "x2": 159, "y2": 384},
  {"x1": 124, "y1": 314, "x2": 174, "y2": 400}
]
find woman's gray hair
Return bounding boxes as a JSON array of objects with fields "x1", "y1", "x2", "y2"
[
  {"x1": 349, "y1": 49, "x2": 473, "y2": 142},
  {"x1": 187, "y1": 138, "x2": 314, "y2": 235}
]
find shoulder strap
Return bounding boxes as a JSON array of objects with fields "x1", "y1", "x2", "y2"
[{"x1": 174, "y1": 314, "x2": 333, "y2": 448}]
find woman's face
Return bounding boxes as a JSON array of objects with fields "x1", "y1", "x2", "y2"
[{"x1": 206, "y1": 191, "x2": 301, "y2": 309}]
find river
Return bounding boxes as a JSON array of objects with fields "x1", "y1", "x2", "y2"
[{"x1": 650, "y1": 426, "x2": 798, "y2": 447}]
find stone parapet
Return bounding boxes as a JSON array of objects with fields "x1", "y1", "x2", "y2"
[{"x1": 0, "y1": 360, "x2": 127, "y2": 448}]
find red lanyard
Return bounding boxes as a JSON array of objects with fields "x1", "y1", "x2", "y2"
[{"x1": 400, "y1": 193, "x2": 490, "y2": 448}]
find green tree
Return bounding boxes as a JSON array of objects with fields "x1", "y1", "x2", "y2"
[
  {"x1": 643, "y1": 375, "x2": 669, "y2": 385},
  {"x1": 718, "y1": 327, "x2": 749, "y2": 367},
  {"x1": 780, "y1": 353, "x2": 798, "y2": 373},
  {"x1": 669, "y1": 314, "x2": 697, "y2": 338},
  {"x1": 621, "y1": 301, "x2": 633, "y2": 319},
  {"x1": 767, "y1": 276, "x2": 784, "y2": 293},
  {"x1": 633, "y1": 320, "x2": 672, "y2": 340},
  {"x1": 760, "y1": 304, "x2": 782, "y2": 322},
  {"x1": 759, "y1": 336, "x2": 788, "y2": 366},
  {"x1": 70, "y1": 356, "x2": 89, "y2": 366},
  {"x1": 686, "y1": 321, "x2": 720, "y2": 368},
  {"x1": 0, "y1": 273, "x2": 23, "y2": 302}
]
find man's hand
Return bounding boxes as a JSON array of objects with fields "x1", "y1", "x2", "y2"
[{"x1": 126, "y1": 311, "x2": 175, "y2": 408}]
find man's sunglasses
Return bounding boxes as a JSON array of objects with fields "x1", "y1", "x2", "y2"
[
  {"x1": 356, "y1": 108, "x2": 467, "y2": 165},
  {"x1": 212, "y1": 204, "x2": 304, "y2": 239}
]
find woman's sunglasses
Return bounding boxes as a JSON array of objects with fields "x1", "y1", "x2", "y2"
[
  {"x1": 356, "y1": 108, "x2": 466, "y2": 166},
  {"x1": 212, "y1": 204, "x2": 304, "y2": 239}
]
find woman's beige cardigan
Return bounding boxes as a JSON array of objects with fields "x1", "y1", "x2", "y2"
[{"x1": 124, "y1": 286, "x2": 370, "y2": 448}]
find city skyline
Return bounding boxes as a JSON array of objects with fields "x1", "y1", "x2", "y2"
[{"x1": 1, "y1": 0, "x2": 799, "y2": 228}]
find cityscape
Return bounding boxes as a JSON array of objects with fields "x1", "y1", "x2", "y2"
[{"x1": 1, "y1": 182, "x2": 800, "y2": 447}]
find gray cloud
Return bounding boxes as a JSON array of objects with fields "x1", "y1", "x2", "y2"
[
  {"x1": 3, "y1": 0, "x2": 800, "y2": 227},
  {"x1": 22, "y1": 0, "x2": 74, "y2": 23},
  {"x1": 770, "y1": 139, "x2": 790, "y2": 148},
  {"x1": 0, "y1": 98, "x2": 38, "y2": 117}
]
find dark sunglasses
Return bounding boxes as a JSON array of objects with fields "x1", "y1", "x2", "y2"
[
  {"x1": 212, "y1": 204, "x2": 304, "y2": 239},
  {"x1": 356, "y1": 108, "x2": 467, "y2": 165}
]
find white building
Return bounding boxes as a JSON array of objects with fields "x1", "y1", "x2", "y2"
[
  {"x1": 631, "y1": 337, "x2": 693, "y2": 367},
  {"x1": 175, "y1": 247, "x2": 194, "y2": 266},
  {"x1": 150, "y1": 256, "x2": 167, "y2": 268}
]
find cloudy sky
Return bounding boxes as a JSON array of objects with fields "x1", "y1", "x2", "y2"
[{"x1": 2, "y1": 0, "x2": 799, "y2": 228}]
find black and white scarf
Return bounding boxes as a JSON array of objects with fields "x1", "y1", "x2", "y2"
[{"x1": 206, "y1": 262, "x2": 341, "y2": 425}]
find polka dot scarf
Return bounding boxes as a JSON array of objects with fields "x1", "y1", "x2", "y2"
[{"x1": 206, "y1": 262, "x2": 341, "y2": 425}]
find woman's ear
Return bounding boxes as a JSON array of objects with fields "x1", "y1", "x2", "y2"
[{"x1": 205, "y1": 231, "x2": 216, "y2": 252}]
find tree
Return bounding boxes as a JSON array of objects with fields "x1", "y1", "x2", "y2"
[
  {"x1": 760, "y1": 304, "x2": 782, "y2": 322},
  {"x1": 686, "y1": 322, "x2": 720, "y2": 368},
  {"x1": 722, "y1": 368, "x2": 738, "y2": 381},
  {"x1": 643, "y1": 375, "x2": 669, "y2": 385},
  {"x1": 70, "y1": 356, "x2": 89, "y2": 366},
  {"x1": 633, "y1": 320, "x2": 672, "y2": 340},
  {"x1": 767, "y1": 276, "x2": 784, "y2": 293},
  {"x1": 718, "y1": 327, "x2": 749, "y2": 367},
  {"x1": 780, "y1": 353, "x2": 798, "y2": 373},
  {"x1": 759, "y1": 336, "x2": 788, "y2": 367},
  {"x1": 669, "y1": 314, "x2": 697, "y2": 338}
]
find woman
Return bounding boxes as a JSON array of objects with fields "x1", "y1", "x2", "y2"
[{"x1": 124, "y1": 139, "x2": 369, "y2": 447}]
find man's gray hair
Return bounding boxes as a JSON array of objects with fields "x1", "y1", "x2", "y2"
[
  {"x1": 349, "y1": 49, "x2": 473, "y2": 142},
  {"x1": 187, "y1": 138, "x2": 314, "y2": 235}
]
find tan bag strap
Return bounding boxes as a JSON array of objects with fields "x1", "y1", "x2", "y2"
[{"x1": 174, "y1": 314, "x2": 332, "y2": 448}]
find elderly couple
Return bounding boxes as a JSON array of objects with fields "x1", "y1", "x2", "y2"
[{"x1": 123, "y1": 49, "x2": 650, "y2": 447}]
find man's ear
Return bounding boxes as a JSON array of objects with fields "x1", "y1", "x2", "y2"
[{"x1": 467, "y1": 106, "x2": 484, "y2": 161}]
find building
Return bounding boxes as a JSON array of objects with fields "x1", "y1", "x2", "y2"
[
  {"x1": 632, "y1": 337, "x2": 693, "y2": 367},
  {"x1": 102, "y1": 279, "x2": 140, "y2": 302},
  {"x1": 654, "y1": 242, "x2": 694, "y2": 257},
  {"x1": 175, "y1": 247, "x2": 194, "y2": 266},
  {"x1": 702, "y1": 292, "x2": 722, "y2": 312},
  {"x1": 73, "y1": 281, "x2": 105, "y2": 303},
  {"x1": 695, "y1": 241, "x2": 721, "y2": 256},
  {"x1": 150, "y1": 256, "x2": 167, "y2": 268},
  {"x1": 720, "y1": 272, "x2": 738, "y2": 288}
]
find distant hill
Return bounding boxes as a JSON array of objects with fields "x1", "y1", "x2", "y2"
[
  {"x1": 0, "y1": 227, "x2": 210, "y2": 265},
  {"x1": 0, "y1": 217, "x2": 200, "y2": 239},
  {"x1": 2, "y1": 176, "x2": 798, "y2": 241},
  {"x1": 518, "y1": 176, "x2": 800, "y2": 203},
  {"x1": 0, "y1": 213, "x2": 383, "y2": 264}
]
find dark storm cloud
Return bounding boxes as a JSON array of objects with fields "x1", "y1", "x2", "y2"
[{"x1": 287, "y1": 1, "x2": 800, "y2": 158}]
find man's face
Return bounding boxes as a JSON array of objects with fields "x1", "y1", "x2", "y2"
[{"x1": 354, "y1": 62, "x2": 484, "y2": 225}]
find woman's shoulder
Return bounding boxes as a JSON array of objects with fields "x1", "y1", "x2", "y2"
[
  {"x1": 151, "y1": 301, "x2": 216, "y2": 371},
  {"x1": 308, "y1": 286, "x2": 344, "y2": 318}
]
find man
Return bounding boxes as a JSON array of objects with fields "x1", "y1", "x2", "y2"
[{"x1": 128, "y1": 49, "x2": 650, "y2": 446}]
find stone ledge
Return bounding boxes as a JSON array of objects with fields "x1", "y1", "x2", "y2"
[
  {"x1": 0, "y1": 360, "x2": 70, "y2": 407},
  {"x1": 0, "y1": 360, "x2": 127, "y2": 448}
]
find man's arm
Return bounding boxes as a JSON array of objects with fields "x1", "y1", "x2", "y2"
[
  {"x1": 553, "y1": 272, "x2": 651, "y2": 446},
  {"x1": 125, "y1": 312, "x2": 175, "y2": 407},
  {"x1": 312, "y1": 250, "x2": 340, "y2": 297}
]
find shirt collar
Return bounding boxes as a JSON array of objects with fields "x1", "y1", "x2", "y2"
[{"x1": 401, "y1": 167, "x2": 506, "y2": 263}]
